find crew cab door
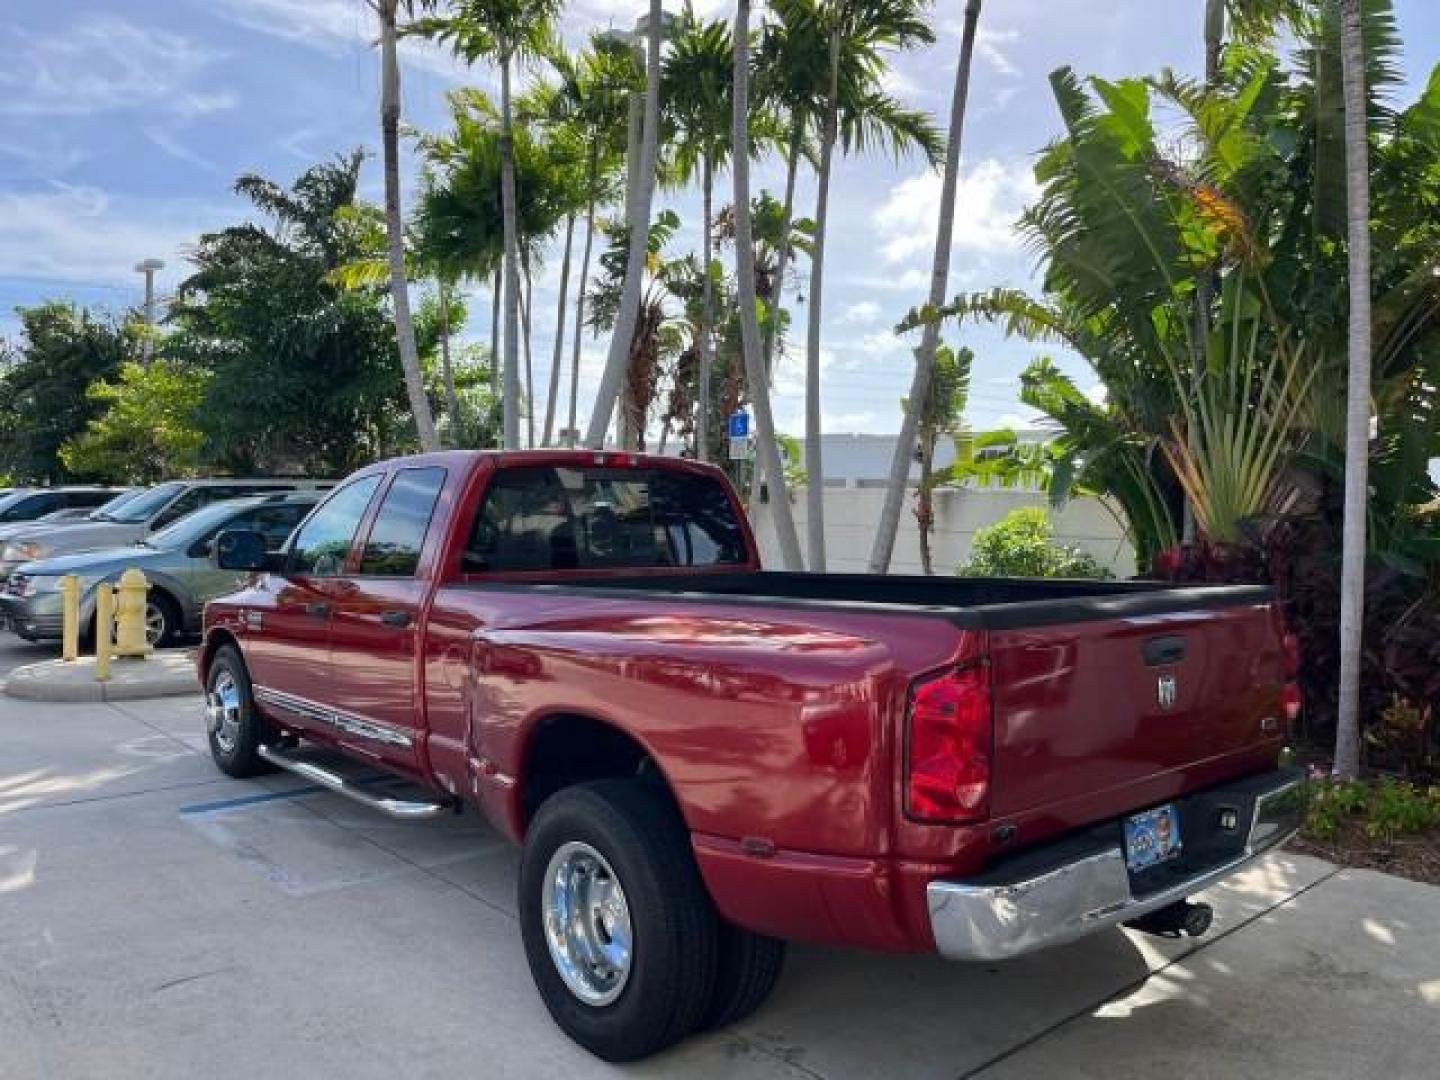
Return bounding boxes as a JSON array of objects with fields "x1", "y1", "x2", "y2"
[
  {"x1": 324, "y1": 466, "x2": 448, "y2": 770},
  {"x1": 243, "y1": 475, "x2": 382, "y2": 728}
]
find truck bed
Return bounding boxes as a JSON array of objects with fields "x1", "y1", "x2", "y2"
[{"x1": 473, "y1": 570, "x2": 1273, "y2": 629}]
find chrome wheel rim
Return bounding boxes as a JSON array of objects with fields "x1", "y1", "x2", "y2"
[
  {"x1": 145, "y1": 603, "x2": 166, "y2": 647},
  {"x1": 542, "y1": 840, "x2": 633, "y2": 1006},
  {"x1": 206, "y1": 671, "x2": 242, "y2": 753}
]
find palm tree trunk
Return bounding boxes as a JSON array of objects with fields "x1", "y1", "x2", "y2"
[
  {"x1": 697, "y1": 155, "x2": 715, "y2": 462},
  {"x1": 918, "y1": 439, "x2": 934, "y2": 575},
  {"x1": 499, "y1": 53, "x2": 523, "y2": 450},
  {"x1": 378, "y1": 3, "x2": 438, "y2": 452},
  {"x1": 490, "y1": 265, "x2": 501, "y2": 401},
  {"x1": 568, "y1": 147, "x2": 600, "y2": 447},
  {"x1": 543, "y1": 214, "x2": 576, "y2": 446},
  {"x1": 585, "y1": 0, "x2": 663, "y2": 448},
  {"x1": 803, "y1": 27, "x2": 841, "y2": 573},
  {"x1": 734, "y1": 0, "x2": 802, "y2": 570},
  {"x1": 1334, "y1": 0, "x2": 1371, "y2": 779},
  {"x1": 1204, "y1": 0, "x2": 1224, "y2": 81},
  {"x1": 868, "y1": 0, "x2": 982, "y2": 573},
  {"x1": 521, "y1": 258, "x2": 535, "y2": 448},
  {"x1": 438, "y1": 278, "x2": 461, "y2": 446},
  {"x1": 751, "y1": 119, "x2": 805, "y2": 506}
]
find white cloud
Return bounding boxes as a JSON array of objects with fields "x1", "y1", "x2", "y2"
[
  {"x1": 976, "y1": 27, "x2": 1022, "y2": 78},
  {"x1": 0, "y1": 184, "x2": 223, "y2": 289},
  {"x1": 840, "y1": 300, "x2": 882, "y2": 325},
  {"x1": 143, "y1": 128, "x2": 218, "y2": 173},
  {"x1": 212, "y1": 0, "x2": 473, "y2": 79},
  {"x1": 0, "y1": 17, "x2": 229, "y2": 118},
  {"x1": 872, "y1": 158, "x2": 1036, "y2": 266}
]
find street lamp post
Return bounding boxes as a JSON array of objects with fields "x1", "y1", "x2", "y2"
[{"x1": 134, "y1": 258, "x2": 164, "y2": 363}]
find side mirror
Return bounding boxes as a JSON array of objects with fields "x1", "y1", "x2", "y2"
[{"x1": 214, "y1": 529, "x2": 277, "y2": 572}]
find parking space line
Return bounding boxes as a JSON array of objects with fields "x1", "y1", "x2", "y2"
[{"x1": 178, "y1": 786, "x2": 327, "y2": 815}]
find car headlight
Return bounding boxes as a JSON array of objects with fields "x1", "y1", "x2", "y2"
[{"x1": 4, "y1": 541, "x2": 48, "y2": 562}]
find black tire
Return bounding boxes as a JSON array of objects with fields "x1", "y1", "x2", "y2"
[
  {"x1": 148, "y1": 591, "x2": 181, "y2": 649},
  {"x1": 204, "y1": 644, "x2": 273, "y2": 778},
  {"x1": 700, "y1": 921, "x2": 786, "y2": 1030},
  {"x1": 518, "y1": 779, "x2": 718, "y2": 1063}
]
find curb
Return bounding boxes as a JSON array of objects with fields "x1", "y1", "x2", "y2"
[{"x1": 2, "y1": 653, "x2": 200, "y2": 704}]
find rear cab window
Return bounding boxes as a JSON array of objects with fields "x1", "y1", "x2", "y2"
[{"x1": 463, "y1": 465, "x2": 747, "y2": 574}]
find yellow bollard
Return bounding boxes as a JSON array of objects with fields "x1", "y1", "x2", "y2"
[
  {"x1": 60, "y1": 574, "x2": 80, "y2": 662},
  {"x1": 114, "y1": 568, "x2": 151, "y2": 658},
  {"x1": 94, "y1": 583, "x2": 114, "y2": 682}
]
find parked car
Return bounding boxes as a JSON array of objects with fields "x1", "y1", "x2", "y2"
[
  {"x1": 0, "y1": 488, "x2": 139, "y2": 545},
  {"x1": 0, "y1": 478, "x2": 332, "y2": 581},
  {"x1": 0, "y1": 487, "x2": 122, "y2": 527},
  {"x1": 199, "y1": 450, "x2": 1304, "y2": 1062},
  {"x1": 1, "y1": 492, "x2": 322, "y2": 648}
]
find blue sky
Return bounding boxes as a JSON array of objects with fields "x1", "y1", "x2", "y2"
[{"x1": 2, "y1": 0, "x2": 1438, "y2": 437}]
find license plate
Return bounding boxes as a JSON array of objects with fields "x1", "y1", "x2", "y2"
[{"x1": 1124, "y1": 804, "x2": 1182, "y2": 871}]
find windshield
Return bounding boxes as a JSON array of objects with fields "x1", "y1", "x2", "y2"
[
  {"x1": 87, "y1": 489, "x2": 140, "y2": 521},
  {"x1": 104, "y1": 482, "x2": 186, "y2": 524},
  {"x1": 147, "y1": 498, "x2": 263, "y2": 550}
]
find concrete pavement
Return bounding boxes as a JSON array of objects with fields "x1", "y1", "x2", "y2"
[{"x1": 1, "y1": 683, "x2": 1437, "y2": 1078}]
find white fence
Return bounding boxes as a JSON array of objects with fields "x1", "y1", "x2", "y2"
[{"x1": 749, "y1": 486, "x2": 1137, "y2": 578}]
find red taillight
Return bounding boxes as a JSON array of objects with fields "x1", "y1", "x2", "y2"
[
  {"x1": 1282, "y1": 681, "x2": 1302, "y2": 724},
  {"x1": 905, "y1": 664, "x2": 992, "y2": 823}
]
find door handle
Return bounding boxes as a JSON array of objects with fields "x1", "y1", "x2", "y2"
[
  {"x1": 380, "y1": 609, "x2": 412, "y2": 628},
  {"x1": 306, "y1": 601, "x2": 332, "y2": 619}
]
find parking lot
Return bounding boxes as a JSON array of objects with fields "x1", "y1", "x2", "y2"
[{"x1": 2, "y1": 635, "x2": 1437, "y2": 1079}]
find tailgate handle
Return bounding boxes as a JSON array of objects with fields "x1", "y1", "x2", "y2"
[{"x1": 1143, "y1": 635, "x2": 1187, "y2": 666}]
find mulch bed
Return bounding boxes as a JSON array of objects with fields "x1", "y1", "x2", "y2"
[{"x1": 1291, "y1": 823, "x2": 1440, "y2": 887}]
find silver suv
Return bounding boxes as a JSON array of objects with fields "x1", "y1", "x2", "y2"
[{"x1": 0, "y1": 478, "x2": 332, "y2": 580}]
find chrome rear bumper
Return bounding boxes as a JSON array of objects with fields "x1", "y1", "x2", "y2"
[{"x1": 927, "y1": 769, "x2": 1303, "y2": 961}]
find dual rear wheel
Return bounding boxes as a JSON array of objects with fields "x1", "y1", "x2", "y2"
[{"x1": 519, "y1": 779, "x2": 786, "y2": 1062}]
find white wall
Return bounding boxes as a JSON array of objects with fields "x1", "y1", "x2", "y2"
[{"x1": 749, "y1": 486, "x2": 1137, "y2": 578}]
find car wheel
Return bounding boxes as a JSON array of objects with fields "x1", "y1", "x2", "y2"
[
  {"x1": 519, "y1": 779, "x2": 718, "y2": 1062},
  {"x1": 146, "y1": 592, "x2": 181, "y2": 649},
  {"x1": 205, "y1": 644, "x2": 273, "y2": 778},
  {"x1": 699, "y1": 920, "x2": 786, "y2": 1030}
]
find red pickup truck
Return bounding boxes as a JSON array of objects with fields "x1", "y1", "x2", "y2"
[{"x1": 201, "y1": 450, "x2": 1302, "y2": 1061}]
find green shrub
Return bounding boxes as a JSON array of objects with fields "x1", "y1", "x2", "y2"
[
  {"x1": 1302, "y1": 776, "x2": 1440, "y2": 841},
  {"x1": 958, "y1": 507, "x2": 1111, "y2": 579}
]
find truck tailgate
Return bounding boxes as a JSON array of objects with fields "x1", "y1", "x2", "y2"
[{"x1": 986, "y1": 601, "x2": 1287, "y2": 820}]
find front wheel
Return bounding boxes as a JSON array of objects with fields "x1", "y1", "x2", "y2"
[
  {"x1": 204, "y1": 644, "x2": 272, "y2": 778},
  {"x1": 518, "y1": 779, "x2": 717, "y2": 1062}
]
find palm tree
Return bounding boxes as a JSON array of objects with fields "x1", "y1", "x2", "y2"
[
  {"x1": 735, "y1": 0, "x2": 803, "y2": 569},
  {"x1": 368, "y1": 0, "x2": 440, "y2": 452},
  {"x1": 1333, "y1": 0, "x2": 1372, "y2": 778},
  {"x1": 911, "y1": 343, "x2": 971, "y2": 575},
  {"x1": 662, "y1": 7, "x2": 736, "y2": 461},
  {"x1": 411, "y1": 0, "x2": 562, "y2": 450},
  {"x1": 754, "y1": 0, "x2": 941, "y2": 565},
  {"x1": 533, "y1": 38, "x2": 634, "y2": 445},
  {"x1": 869, "y1": 0, "x2": 982, "y2": 573},
  {"x1": 586, "y1": 0, "x2": 666, "y2": 449}
]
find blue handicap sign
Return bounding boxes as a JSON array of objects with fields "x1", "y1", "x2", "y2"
[{"x1": 728, "y1": 411, "x2": 750, "y2": 438}]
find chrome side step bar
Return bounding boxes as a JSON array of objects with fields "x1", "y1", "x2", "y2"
[{"x1": 257, "y1": 744, "x2": 452, "y2": 821}]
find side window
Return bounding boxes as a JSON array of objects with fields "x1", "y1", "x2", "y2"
[
  {"x1": 151, "y1": 487, "x2": 207, "y2": 529},
  {"x1": 360, "y1": 468, "x2": 446, "y2": 576},
  {"x1": 228, "y1": 504, "x2": 312, "y2": 551},
  {"x1": 289, "y1": 476, "x2": 382, "y2": 577},
  {"x1": 66, "y1": 491, "x2": 112, "y2": 509}
]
